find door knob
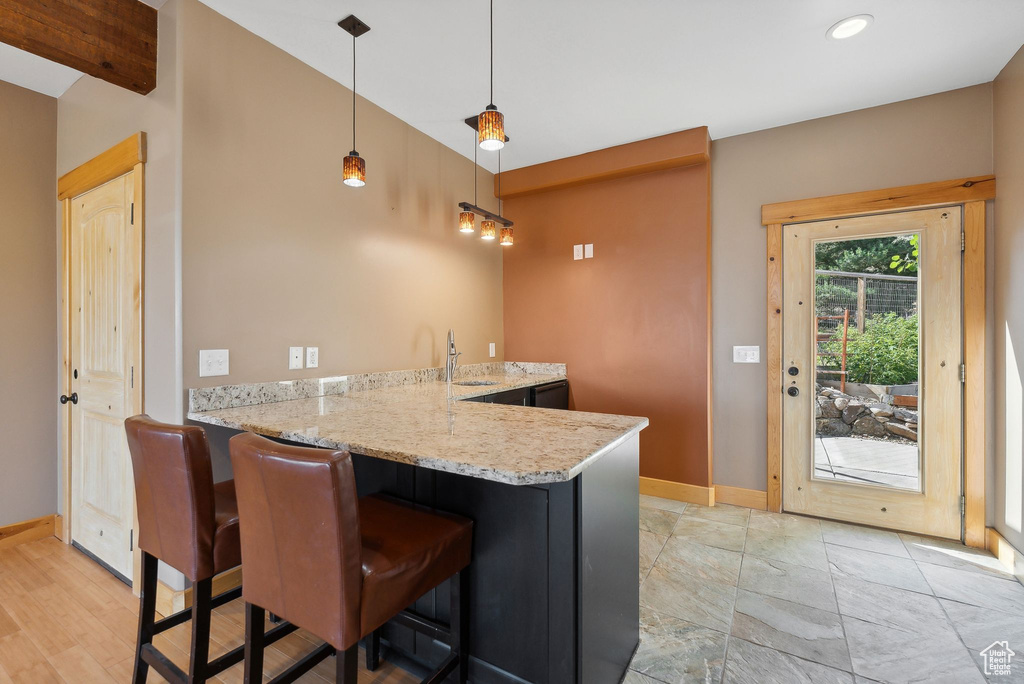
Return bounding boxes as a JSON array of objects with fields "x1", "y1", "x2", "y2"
[
  {"x1": 59, "y1": 392, "x2": 78, "y2": 405},
  {"x1": 787, "y1": 387, "x2": 799, "y2": 397},
  {"x1": 788, "y1": 366, "x2": 799, "y2": 376}
]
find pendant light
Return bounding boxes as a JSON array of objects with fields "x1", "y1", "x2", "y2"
[
  {"x1": 497, "y1": 149, "x2": 512, "y2": 246},
  {"x1": 459, "y1": 136, "x2": 477, "y2": 233},
  {"x1": 480, "y1": 220, "x2": 496, "y2": 240},
  {"x1": 339, "y1": 16, "x2": 370, "y2": 187},
  {"x1": 478, "y1": 0, "x2": 505, "y2": 151}
]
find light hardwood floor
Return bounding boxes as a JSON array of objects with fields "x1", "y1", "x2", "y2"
[{"x1": 0, "y1": 536, "x2": 418, "y2": 683}]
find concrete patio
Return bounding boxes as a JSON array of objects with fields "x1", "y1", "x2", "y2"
[{"x1": 814, "y1": 436, "x2": 921, "y2": 491}]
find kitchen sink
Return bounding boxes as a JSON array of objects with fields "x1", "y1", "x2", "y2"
[{"x1": 454, "y1": 380, "x2": 500, "y2": 386}]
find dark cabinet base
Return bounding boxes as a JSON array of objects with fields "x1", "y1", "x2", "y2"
[{"x1": 348, "y1": 434, "x2": 640, "y2": 684}]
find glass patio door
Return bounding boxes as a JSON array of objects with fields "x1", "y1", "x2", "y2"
[{"x1": 781, "y1": 207, "x2": 963, "y2": 539}]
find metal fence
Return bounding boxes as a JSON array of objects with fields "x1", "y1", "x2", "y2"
[{"x1": 815, "y1": 270, "x2": 917, "y2": 334}]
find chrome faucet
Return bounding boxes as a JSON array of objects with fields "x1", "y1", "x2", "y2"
[{"x1": 445, "y1": 329, "x2": 462, "y2": 385}]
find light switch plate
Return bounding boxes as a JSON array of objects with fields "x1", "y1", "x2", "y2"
[
  {"x1": 573, "y1": 244, "x2": 583, "y2": 260},
  {"x1": 584, "y1": 243, "x2": 594, "y2": 258},
  {"x1": 489, "y1": 342, "x2": 496, "y2": 358},
  {"x1": 289, "y1": 346, "x2": 304, "y2": 370},
  {"x1": 733, "y1": 345, "x2": 760, "y2": 363},
  {"x1": 199, "y1": 349, "x2": 229, "y2": 377},
  {"x1": 305, "y1": 346, "x2": 319, "y2": 368}
]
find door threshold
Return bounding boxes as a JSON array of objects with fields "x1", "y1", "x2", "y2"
[{"x1": 71, "y1": 540, "x2": 131, "y2": 587}]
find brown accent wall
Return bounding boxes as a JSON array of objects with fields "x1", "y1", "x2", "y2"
[
  {"x1": 501, "y1": 132, "x2": 712, "y2": 486},
  {"x1": 994, "y1": 45, "x2": 1024, "y2": 553},
  {"x1": 712, "y1": 84, "x2": 995, "y2": 492},
  {"x1": 180, "y1": 0, "x2": 502, "y2": 392},
  {"x1": 0, "y1": 80, "x2": 57, "y2": 525}
]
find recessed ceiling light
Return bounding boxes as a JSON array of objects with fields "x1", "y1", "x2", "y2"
[{"x1": 827, "y1": 14, "x2": 874, "y2": 40}]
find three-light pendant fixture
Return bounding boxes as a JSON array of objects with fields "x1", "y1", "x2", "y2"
[{"x1": 458, "y1": 0, "x2": 513, "y2": 246}]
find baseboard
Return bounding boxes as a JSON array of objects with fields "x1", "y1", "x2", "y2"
[
  {"x1": 986, "y1": 527, "x2": 1024, "y2": 586},
  {"x1": 639, "y1": 477, "x2": 715, "y2": 506},
  {"x1": 713, "y1": 485, "x2": 768, "y2": 510},
  {"x1": 0, "y1": 514, "x2": 57, "y2": 550},
  {"x1": 156, "y1": 566, "x2": 243, "y2": 617}
]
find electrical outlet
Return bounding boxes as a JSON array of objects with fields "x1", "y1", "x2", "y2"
[
  {"x1": 733, "y1": 346, "x2": 760, "y2": 363},
  {"x1": 584, "y1": 243, "x2": 594, "y2": 258},
  {"x1": 289, "y1": 346, "x2": 304, "y2": 370},
  {"x1": 573, "y1": 244, "x2": 583, "y2": 260},
  {"x1": 489, "y1": 342, "x2": 496, "y2": 358},
  {"x1": 199, "y1": 349, "x2": 229, "y2": 377},
  {"x1": 306, "y1": 346, "x2": 319, "y2": 368}
]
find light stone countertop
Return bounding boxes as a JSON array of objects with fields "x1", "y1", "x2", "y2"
[{"x1": 187, "y1": 369, "x2": 648, "y2": 485}]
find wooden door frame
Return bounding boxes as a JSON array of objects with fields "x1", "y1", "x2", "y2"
[
  {"x1": 57, "y1": 133, "x2": 146, "y2": 580},
  {"x1": 761, "y1": 175, "x2": 994, "y2": 547}
]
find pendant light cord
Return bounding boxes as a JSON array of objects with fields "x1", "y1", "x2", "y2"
[
  {"x1": 473, "y1": 130, "x2": 478, "y2": 204},
  {"x1": 498, "y1": 149, "x2": 502, "y2": 216},
  {"x1": 489, "y1": 0, "x2": 494, "y2": 105},
  {"x1": 352, "y1": 35, "x2": 357, "y2": 151}
]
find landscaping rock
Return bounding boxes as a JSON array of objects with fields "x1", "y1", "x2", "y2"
[
  {"x1": 842, "y1": 402, "x2": 866, "y2": 424},
  {"x1": 874, "y1": 416, "x2": 890, "y2": 423},
  {"x1": 893, "y1": 408, "x2": 918, "y2": 423},
  {"x1": 818, "y1": 397, "x2": 841, "y2": 418},
  {"x1": 834, "y1": 397, "x2": 850, "y2": 411},
  {"x1": 906, "y1": 422, "x2": 918, "y2": 430},
  {"x1": 853, "y1": 415, "x2": 888, "y2": 437},
  {"x1": 886, "y1": 422, "x2": 917, "y2": 441},
  {"x1": 817, "y1": 418, "x2": 852, "y2": 437},
  {"x1": 870, "y1": 406, "x2": 894, "y2": 418}
]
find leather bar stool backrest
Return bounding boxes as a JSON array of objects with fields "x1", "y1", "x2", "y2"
[
  {"x1": 229, "y1": 432, "x2": 364, "y2": 652},
  {"x1": 125, "y1": 414, "x2": 220, "y2": 583}
]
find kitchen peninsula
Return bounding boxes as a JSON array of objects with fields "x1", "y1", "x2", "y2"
[{"x1": 187, "y1": 362, "x2": 648, "y2": 684}]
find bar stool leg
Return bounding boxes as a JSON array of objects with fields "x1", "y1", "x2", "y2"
[
  {"x1": 450, "y1": 568, "x2": 470, "y2": 684},
  {"x1": 243, "y1": 603, "x2": 266, "y2": 684},
  {"x1": 189, "y1": 578, "x2": 213, "y2": 683},
  {"x1": 365, "y1": 630, "x2": 380, "y2": 671},
  {"x1": 336, "y1": 644, "x2": 358, "y2": 684},
  {"x1": 132, "y1": 552, "x2": 159, "y2": 684}
]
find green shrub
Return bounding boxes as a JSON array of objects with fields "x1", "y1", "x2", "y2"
[{"x1": 819, "y1": 313, "x2": 918, "y2": 385}]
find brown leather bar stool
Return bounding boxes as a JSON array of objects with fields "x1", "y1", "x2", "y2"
[
  {"x1": 124, "y1": 415, "x2": 248, "y2": 684},
  {"x1": 229, "y1": 432, "x2": 473, "y2": 684}
]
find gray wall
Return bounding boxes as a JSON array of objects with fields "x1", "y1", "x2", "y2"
[
  {"x1": 993, "y1": 45, "x2": 1024, "y2": 552},
  {"x1": 711, "y1": 84, "x2": 995, "y2": 492},
  {"x1": 0, "y1": 80, "x2": 57, "y2": 526}
]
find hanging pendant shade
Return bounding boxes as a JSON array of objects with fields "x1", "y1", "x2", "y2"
[
  {"x1": 499, "y1": 227, "x2": 513, "y2": 246},
  {"x1": 478, "y1": 106, "x2": 505, "y2": 151},
  {"x1": 480, "y1": 220, "x2": 496, "y2": 240},
  {"x1": 459, "y1": 211, "x2": 475, "y2": 233},
  {"x1": 343, "y1": 151, "x2": 365, "y2": 187}
]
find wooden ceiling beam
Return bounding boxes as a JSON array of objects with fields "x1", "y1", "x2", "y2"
[{"x1": 0, "y1": 0, "x2": 158, "y2": 95}]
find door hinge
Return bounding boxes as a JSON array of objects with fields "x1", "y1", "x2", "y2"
[
  {"x1": 130, "y1": 202, "x2": 134, "y2": 225},
  {"x1": 129, "y1": 529, "x2": 133, "y2": 551},
  {"x1": 959, "y1": 363, "x2": 966, "y2": 383},
  {"x1": 131, "y1": 365, "x2": 134, "y2": 388},
  {"x1": 961, "y1": 231, "x2": 965, "y2": 252},
  {"x1": 960, "y1": 495, "x2": 966, "y2": 516}
]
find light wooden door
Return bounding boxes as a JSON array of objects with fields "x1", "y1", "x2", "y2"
[
  {"x1": 782, "y1": 207, "x2": 962, "y2": 539},
  {"x1": 69, "y1": 172, "x2": 141, "y2": 582}
]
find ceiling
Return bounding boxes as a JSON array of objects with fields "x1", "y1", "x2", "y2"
[
  {"x1": 0, "y1": 43, "x2": 82, "y2": 98},
  {"x1": 196, "y1": 0, "x2": 1024, "y2": 172},
  {"x1": 4, "y1": 1, "x2": 1023, "y2": 171}
]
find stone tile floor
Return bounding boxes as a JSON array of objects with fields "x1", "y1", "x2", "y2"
[
  {"x1": 815, "y1": 437, "x2": 920, "y2": 491},
  {"x1": 631, "y1": 495, "x2": 1024, "y2": 683}
]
